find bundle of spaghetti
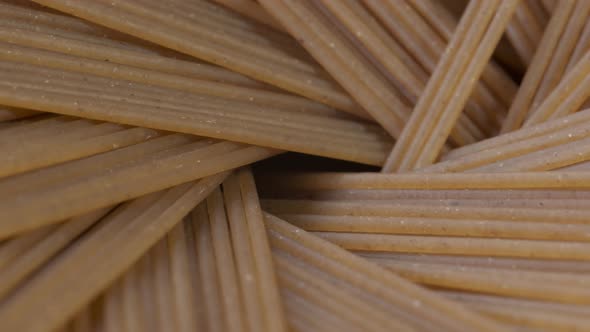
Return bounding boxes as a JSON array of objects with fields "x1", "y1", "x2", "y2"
[
  {"x1": 355, "y1": 254, "x2": 590, "y2": 330},
  {"x1": 319, "y1": 0, "x2": 499, "y2": 142},
  {"x1": 56, "y1": 171, "x2": 286, "y2": 332},
  {"x1": 362, "y1": 0, "x2": 517, "y2": 123},
  {"x1": 264, "y1": 213, "x2": 503, "y2": 332},
  {"x1": 426, "y1": 108, "x2": 590, "y2": 173},
  {"x1": 7, "y1": 0, "x2": 590, "y2": 331},
  {"x1": 0, "y1": 59, "x2": 392, "y2": 165},
  {"x1": 0, "y1": 133, "x2": 276, "y2": 237},
  {"x1": 203, "y1": 170, "x2": 287, "y2": 332},
  {"x1": 257, "y1": 0, "x2": 415, "y2": 140},
  {"x1": 0, "y1": 114, "x2": 161, "y2": 178},
  {"x1": 0, "y1": 1, "x2": 276, "y2": 90},
  {"x1": 521, "y1": 47, "x2": 590, "y2": 126},
  {"x1": 0, "y1": 174, "x2": 225, "y2": 332},
  {"x1": 31, "y1": 0, "x2": 362, "y2": 114},
  {"x1": 258, "y1": 0, "x2": 490, "y2": 145},
  {"x1": 382, "y1": 0, "x2": 519, "y2": 172},
  {"x1": 0, "y1": 42, "x2": 344, "y2": 120},
  {"x1": 0, "y1": 5, "x2": 353, "y2": 117},
  {"x1": 502, "y1": 0, "x2": 590, "y2": 133},
  {"x1": 59, "y1": 220, "x2": 203, "y2": 332}
]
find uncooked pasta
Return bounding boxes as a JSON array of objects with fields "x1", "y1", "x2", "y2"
[{"x1": 1, "y1": 1, "x2": 590, "y2": 331}]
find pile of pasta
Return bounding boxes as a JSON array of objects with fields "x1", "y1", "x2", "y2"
[{"x1": 1, "y1": 0, "x2": 589, "y2": 331}]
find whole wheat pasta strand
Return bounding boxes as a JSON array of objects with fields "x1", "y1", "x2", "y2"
[
  {"x1": 193, "y1": 204, "x2": 226, "y2": 332},
  {"x1": 271, "y1": 188, "x2": 590, "y2": 201},
  {"x1": 315, "y1": 231, "x2": 590, "y2": 261},
  {"x1": 149, "y1": 239, "x2": 177, "y2": 332},
  {"x1": 358, "y1": 252, "x2": 590, "y2": 273},
  {"x1": 264, "y1": 213, "x2": 504, "y2": 332},
  {"x1": 235, "y1": 169, "x2": 288, "y2": 332},
  {"x1": 166, "y1": 221, "x2": 200, "y2": 332},
  {"x1": 257, "y1": 171, "x2": 590, "y2": 191},
  {"x1": 384, "y1": 0, "x2": 518, "y2": 172},
  {"x1": 309, "y1": 197, "x2": 590, "y2": 209},
  {"x1": 262, "y1": 199, "x2": 590, "y2": 224},
  {"x1": 278, "y1": 213, "x2": 590, "y2": 242},
  {"x1": 32, "y1": 0, "x2": 360, "y2": 114},
  {"x1": 469, "y1": 134, "x2": 590, "y2": 172},
  {"x1": 0, "y1": 174, "x2": 226, "y2": 332},
  {"x1": 211, "y1": 184, "x2": 258, "y2": 332},
  {"x1": 501, "y1": 0, "x2": 577, "y2": 133},
  {"x1": 256, "y1": 185, "x2": 590, "y2": 201},
  {"x1": 370, "y1": 258, "x2": 590, "y2": 304}
]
